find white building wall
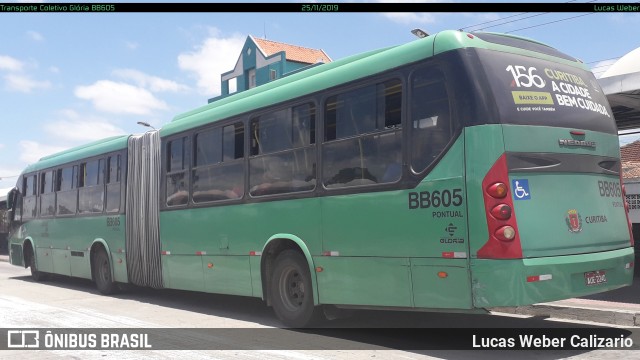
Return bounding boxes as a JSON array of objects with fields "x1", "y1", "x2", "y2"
[{"x1": 625, "y1": 180, "x2": 640, "y2": 223}]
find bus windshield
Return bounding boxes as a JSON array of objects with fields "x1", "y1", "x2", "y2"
[{"x1": 476, "y1": 48, "x2": 617, "y2": 134}]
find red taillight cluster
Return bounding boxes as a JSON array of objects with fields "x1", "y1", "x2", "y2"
[
  {"x1": 477, "y1": 154, "x2": 523, "y2": 259},
  {"x1": 487, "y1": 187, "x2": 516, "y2": 243}
]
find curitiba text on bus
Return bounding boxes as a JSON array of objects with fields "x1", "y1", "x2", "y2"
[{"x1": 506, "y1": 65, "x2": 610, "y2": 118}]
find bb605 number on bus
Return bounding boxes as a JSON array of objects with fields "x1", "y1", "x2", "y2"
[
  {"x1": 408, "y1": 189, "x2": 463, "y2": 209},
  {"x1": 598, "y1": 180, "x2": 621, "y2": 198}
]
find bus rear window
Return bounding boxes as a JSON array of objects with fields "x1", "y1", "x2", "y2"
[
  {"x1": 473, "y1": 32, "x2": 577, "y2": 62},
  {"x1": 477, "y1": 49, "x2": 617, "y2": 134}
]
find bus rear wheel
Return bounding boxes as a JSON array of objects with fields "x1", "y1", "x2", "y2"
[
  {"x1": 94, "y1": 249, "x2": 117, "y2": 295},
  {"x1": 270, "y1": 250, "x2": 322, "y2": 327}
]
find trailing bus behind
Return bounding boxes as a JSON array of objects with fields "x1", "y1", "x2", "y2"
[{"x1": 6, "y1": 30, "x2": 634, "y2": 327}]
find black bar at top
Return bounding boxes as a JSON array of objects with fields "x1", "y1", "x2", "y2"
[{"x1": 1, "y1": 3, "x2": 640, "y2": 13}]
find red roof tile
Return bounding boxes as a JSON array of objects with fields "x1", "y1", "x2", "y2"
[
  {"x1": 252, "y1": 36, "x2": 331, "y2": 64},
  {"x1": 622, "y1": 161, "x2": 640, "y2": 179},
  {"x1": 620, "y1": 141, "x2": 640, "y2": 179},
  {"x1": 621, "y1": 140, "x2": 640, "y2": 163}
]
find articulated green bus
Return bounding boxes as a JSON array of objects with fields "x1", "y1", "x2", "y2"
[{"x1": 6, "y1": 31, "x2": 634, "y2": 327}]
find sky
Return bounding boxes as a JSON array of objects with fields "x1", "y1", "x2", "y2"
[{"x1": 1, "y1": 0, "x2": 640, "y2": 190}]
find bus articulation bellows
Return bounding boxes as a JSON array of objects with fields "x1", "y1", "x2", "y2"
[{"x1": 5, "y1": 30, "x2": 634, "y2": 327}]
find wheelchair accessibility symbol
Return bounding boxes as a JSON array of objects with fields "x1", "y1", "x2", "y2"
[{"x1": 511, "y1": 179, "x2": 531, "y2": 200}]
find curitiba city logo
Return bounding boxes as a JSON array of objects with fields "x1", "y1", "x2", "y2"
[{"x1": 565, "y1": 209, "x2": 583, "y2": 233}]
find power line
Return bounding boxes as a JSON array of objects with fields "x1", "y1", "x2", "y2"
[
  {"x1": 461, "y1": 0, "x2": 599, "y2": 33},
  {"x1": 456, "y1": 1, "x2": 630, "y2": 73},
  {"x1": 504, "y1": 13, "x2": 595, "y2": 34},
  {"x1": 473, "y1": 13, "x2": 550, "y2": 32},
  {"x1": 459, "y1": 12, "x2": 528, "y2": 32},
  {"x1": 503, "y1": 1, "x2": 637, "y2": 34}
]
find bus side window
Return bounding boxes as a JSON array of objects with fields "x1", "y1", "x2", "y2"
[
  {"x1": 323, "y1": 79, "x2": 403, "y2": 189},
  {"x1": 192, "y1": 122, "x2": 245, "y2": 203},
  {"x1": 78, "y1": 159, "x2": 105, "y2": 213},
  {"x1": 56, "y1": 165, "x2": 77, "y2": 215},
  {"x1": 39, "y1": 170, "x2": 55, "y2": 217},
  {"x1": 410, "y1": 67, "x2": 453, "y2": 173},
  {"x1": 21, "y1": 175, "x2": 37, "y2": 220},
  {"x1": 166, "y1": 137, "x2": 189, "y2": 206},
  {"x1": 249, "y1": 103, "x2": 316, "y2": 197},
  {"x1": 105, "y1": 155, "x2": 121, "y2": 213}
]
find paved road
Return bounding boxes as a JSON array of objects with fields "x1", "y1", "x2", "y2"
[{"x1": 0, "y1": 261, "x2": 639, "y2": 359}]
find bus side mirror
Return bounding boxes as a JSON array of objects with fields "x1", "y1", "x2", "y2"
[
  {"x1": 6, "y1": 187, "x2": 18, "y2": 223},
  {"x1": 3, "y1": 209, "x2": 10, "y2": 225}
]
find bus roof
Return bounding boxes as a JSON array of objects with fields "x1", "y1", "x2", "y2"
[
  {"x1": 22, "y1": 134, "x2": 130, "y2": 174},
  {"x1": 161, "y1": 30, "x2": 587, "y2": 138},
  {"x1": 19, "y1": 30, "x2": 589, "y2": 176}
]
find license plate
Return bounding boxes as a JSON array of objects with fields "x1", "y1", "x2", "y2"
[{"x1": 584, "y1": 270, "x2": 607, "y2": 286}]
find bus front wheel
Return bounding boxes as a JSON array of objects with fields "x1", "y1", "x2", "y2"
[
  {"x1": 27, "y1": 249, "x2": 46, "y2": 282},
  {"x1": 93, "y1": 249, "x2": 116, "y2": 295},
  {"x1": 270, "y1": 250, "x2": 322, "y2": 327}
]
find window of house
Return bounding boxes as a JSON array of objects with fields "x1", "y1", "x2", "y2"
[
  {"x1": 248, "y1": 68, "x2": 256, "y2": 89},
  {"x1": 229, "y1": 77, "x2": 238, "y2": 94}
]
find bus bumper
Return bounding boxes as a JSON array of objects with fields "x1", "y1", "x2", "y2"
[{"x1": 470, "y1": 247, "x2": 634, "y2": 308}]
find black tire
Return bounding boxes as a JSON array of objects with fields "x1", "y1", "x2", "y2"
[
  {"x1": 270, "y1": 250, "x2": 323, "y2": 327},
  {"x1": 28, "y1": 249, "x2": 46, "y2": 282},
  {"x1": 94, "y1": 249, "x2": 117, "y2": 295}
]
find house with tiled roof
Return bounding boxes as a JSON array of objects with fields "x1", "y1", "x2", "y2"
[
  {"x1": 209, "y1": 35, "x2": 332, "y2": 103},
  {"x1": 620, "y1": 140, "x2": 640, "y2": 224},
  {"x1": 621, "y1": 140, "x2": 640, "y2": 180}
]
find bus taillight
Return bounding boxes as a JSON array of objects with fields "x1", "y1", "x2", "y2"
[
  {"x1": 477, "y1": 154, "x2": 523, "y2": 259},
  {"x1": 495, "y1": 226, "x2": 516, "y2": 241},
  {"x1": 491, "y1": 204, "x2": 512, "y2": 220},
  {"x1": 486, "y1": 183, "x2": 507, "y2": 198}
]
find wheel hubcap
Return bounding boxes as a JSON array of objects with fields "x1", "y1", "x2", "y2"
[{"x1": 279, "y1": 267, "x2": 305, "y2": 312}]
